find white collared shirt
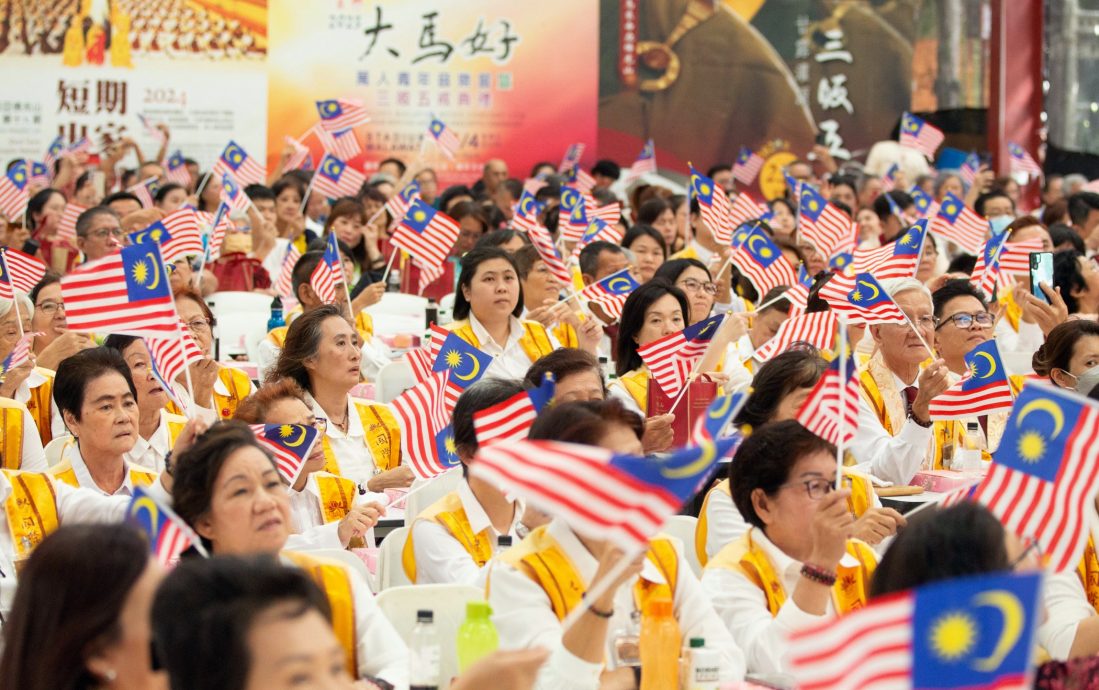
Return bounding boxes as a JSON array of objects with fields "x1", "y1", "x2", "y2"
[
  {"x1": 61, "y1": 443, "x2": 150, "y2": 497},
  {"x1": 701, "y1": 485, "x2": 747, "y2": 563},
  {"x1": 487, "y1": 519, "x2": 745, "y2": 690},
  {"x1": 307, "y1": 393, "x2": 376, "y2": 486},
  {"x1": 286, "y1": 472, "x2": 384, "y2": 551},
  {"x1": 700, "y1": 528, "x2": 869, "y2": 675},
  {"x1": 721, "y1": 334, "x2": 759, "y2": 393},
  {"x1": 849, "y1": 369, "x2": 933, "y2": 485},
  {"x1": 467, "y1": 312, "x2": 557, "y2": 380},
  {"x1": 410, "y1": 480, "x2": 523, "y2": 585},
  {"x1": 1039, "y1": 503, "x2": 1099, "y2": 660},
  {"x1": 123, "y1": 408, "x2": 176, "y2": 473}
]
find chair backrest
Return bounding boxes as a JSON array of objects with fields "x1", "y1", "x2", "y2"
[
  {"x1": 374, "y1": 360, "x2": 415, "y2": 403},
  {"x1": 206, "y1": 291, "x2": 273, "y2": 360},
  {"x1": 375, "y1": 526, "x2": 412, "y2": 590},
  {"x1": 403, "y1": 467, "x2": 464, "y2": 527},
  {"x1": 307, "y1": 548, "x2": 376, "y2": 594},
  {"x1": 437, "y1": 292, "x2": 456, "y2": 325},
  {"x1": 366, "y1": 293, "x2": 428, "y2": 338},
  {"x1": 662, "y1": 515, "x2": 701, "y2": 577},
  {"x1": 375, "y1": 584, "x2": 483, "y2": 685},
  {"x1": 43, "y1": 435, "x2": 73, "y2": 468}
]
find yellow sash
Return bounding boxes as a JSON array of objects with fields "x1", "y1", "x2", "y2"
[
  {"x1": 997, "y1": 289, "x2": 1022, "y2": 333},
  {"x1": 449, "y1": 319, "x2": 555, "y2": 367},
  {"x1": 282, "y1": 550, "x2": 358, "y2": 676},
  {"x1": 707, "y1": 528, "x2": 876, "y2": 616},
  {"x1": 315, "y1": 473, "x2": 359, "y2": 524},
  {"x1": 212, "y1": 366, "x2": 254, "y2": 420},
  {"x1": 669, "y1": 245, "x2": 701, "y2": 261},
  {"x1": 494, "y1": 525, "x2": 679, "y2": 622},
  {"x1": 401, "y1": 491, "x2": 495, "y2": 583},
  {"x1": 25, "y1": 369, "x2": 55, "y2": 446},
  {"x1": 1077, "y1": 535, "x2": 1099, "y2": 611},
  {"x1": 319, "y1": 399, "x2": 401, "y2": 476},
  {"x1": 267, "y1": 325, "x2": 289, "y2": 348},
  {"x1": 552, "y1": 322, "x2": 579, "y2": 349},
  {"x1": 695, "y1": 479, "x2": 731, "y2": 567},
  {"x1": 618, "y1": 367, "x2": 650, "y2": 412},
  {"x1": 0, "y1": 399, "x2": 25, "y2": 471},
  {"x1": 3, "y1": 470, "x2": 59, "y2": 560},
  {"x1": 50, "y1": 455, "x2": 157, "y2": 490}
]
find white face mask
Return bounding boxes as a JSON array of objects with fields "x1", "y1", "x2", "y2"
[
  {"x1": 1063, "y1": 364, "x2": 1099, "y2": 394},
  {"x1": 988, "y1": 216, "x2": 1014, "y2": 237}
]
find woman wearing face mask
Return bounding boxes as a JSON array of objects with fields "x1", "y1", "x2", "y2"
[
  {"x1": 169, "y1": 421, "x2": 409, "y2": 688},
  {"x1": 1033, "y1": 320, "x2": 1099, "y2": 393}
]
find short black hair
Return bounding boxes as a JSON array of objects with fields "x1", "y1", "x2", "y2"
[
  {"x1": 945, "y1": 253, "x2": 977, "y2": 275},
  {"x1": 53, "y1": 347, "x2": 137, "y2": 423},
  {"x1": 475, "y1": 229, "x2": 528, "y2": 252},
  {"x1": 291, "y1": 250, "x2": 324, "y2": 300},
  {"x1": 621, "y1": 224, "x2": 667, "y2": 257},
  {"x1": 735, "y1": 349, "x2": 826, "y2": 430},
  {"x1": 653, "y1": 257, "x2": 710, "y2": 285},
  {"x1": 1050, "y1": 223, "x2": 1086, "y2": 253},
  {"x1": 75, "y1": 206, "x2": 120, "y2": 238},
  {"x1": 244, "y1": 184, "x2": 276, "y2": 203},
  {"x1": 615, "y1": 280, "x2": 689, "y2": 377},
  {"x1": 154, "y1": 182, "x2": 185, "y2": 204},
  {"x1": 102, "y1": 190, "x2": 142, "y2": 207},
  {"x1": 379, "y1": 157, "x2": 407, "y2": 177},
  {"x1": 706, "y1": 164, "x2": 731, "y2": 178},
  {"x1": 1052, "y1": 250, "x2": 1090, "y2": 314},
  {"x1": 452, "y1": 378, "x2": 525, "y2": 469},
  {"x1": 974, "y1": 189, "x2": 1015, "y2": 217},
  {"x1": 578, "y1": 241, "x2": 625, "y2": 279},
  {"x1": 872, "y1": 190, "x2": 915, "y2": 221},
  {"x1": 528, "y1": 399, "x2": 643, "y2": 445},
  {"x1": 153, "y1": 554, "x2": 332, "y2": 690},
  {"x1": 524, "y1": 348, "x2": 603, "y2": 392},
  {"x1": 728, "y1": 420, "x2": 835, "y2": 529},
  {"x1": 1068, "y1": 192, "x2": 1099, "y2": 226},
  {"x1": 591, "y1": 159, "x2": 621, "y2": 181},
  {"x1": 931, "y1": 279, "x2": 988, "y2": 319},
  {"x1": 452, "y1": 247, "x2": 523, "y2": 321}
]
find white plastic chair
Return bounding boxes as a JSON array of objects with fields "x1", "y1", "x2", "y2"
[
  {"x1": 437, "y1": 292, "x2": 456, "y2": 326},
  {"x1": 43, "y1": 435, "x2": 74, "y2": 468},
  {"x1": 375, "y1": 584, "x2": 482, "y2": 684},
  {"x1": 374, "y1": 360, "x2": 415, "y2": 403},
  {"x1": 308, "y1": 548, "x2": 377, "y2": 594},
  {"x1": 375, "y1": 526, "x2": 412, "y2": 590},
  {"x1": 206, "y1": 291, "x2": 273, "y2": 360},
  {"x1": 366, "y1": 293, "x2": 428, "y2": 337},
  {"x1": 661, "y1": 515, "x2": 702, "y2": 577},
  {"x1": 403, "y1": 467, "x2": 463, "y2": 527}
]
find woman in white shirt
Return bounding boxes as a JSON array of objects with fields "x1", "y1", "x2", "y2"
[
  {"x1": 270, "y1": 304, "x2": 412, "y2": 492},
  {"x1": 170, "y1": 421, "x2": 409, "y2": 688}
]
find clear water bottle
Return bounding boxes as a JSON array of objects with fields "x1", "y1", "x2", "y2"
[
  {"x1": 266, "y1": 296, "x2": 285, "y2": 332},
  {"x1": 959, "y1": 421, "x2": 983, "y2": 474},
  {"x1": 387, "y1": 268, "x2": 401, "y2": 293},
  {"x1": 410, "y1": 609, "x2": 440, "y2": 690}
]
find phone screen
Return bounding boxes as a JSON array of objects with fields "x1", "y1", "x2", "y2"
[{"x1": 1029, "y1": 252, "x2": 1054, "y2": 303}]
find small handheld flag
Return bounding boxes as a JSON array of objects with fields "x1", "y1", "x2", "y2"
[
  {"x1": 898, "y1": 112, "x2": 945, "y2": 159},
  {"x1": 473, "y1": 374, "x2": 556, "y2": 447},
  {"x1": 316, "y1": 98, "x2": 370, "y2": 133},
  {"x1": 817, "y1": 272, "x2": 906, "y2": 324},
  {"x1": 928, "y1": 340, "x2": 1015, "y2": 420},
  {"x1": 732, "y1": 147, "x2": 764, "y2": 186},
  {"x1": 637, "y1": 314, "x2": 723, "y2": 400},
  {"x1": 127, "y1": 486, "x2": 208, "y2": 566},
  {"x1": 249, "y1": 423, "x2": 321, "y2": 485},
  {"x1": 390, "y1": 199, "x2": 461, "y2": 269},
  {"x1": 212, "y1": 140, "x2": 265, "y2": 187},
  {"x1": 426, "y1": 117, "x2": 460, "y2": 158},
  {"x1": 61, "y1": 244, "x2": 179, "y2": 338}
]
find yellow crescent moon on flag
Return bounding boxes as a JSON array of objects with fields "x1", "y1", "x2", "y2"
[
  {"x1": 281, "y1": 425, "x2": 307, "y2": 447},
  {"x1": 454, "y1": 353, "x2": 481, "y2": 381},
  {"x1": 856, "y1": 279, "x2": 880, "y2": 300},
  {"x1": 974, "y1": 351, "x2": 998, "y2": 379},
  {"x1": 607, "y1": 276, "x2": 632, "y2": 292},
  {"x1": 660, "y1": 440, "x2": 716, "y2": 479},
  {"x1": 969, "y1": 590, "x2": 1024, "y2": 672},
  {"x1": 747, "y1": 233, "x2": 768, "y2": 254},
  {"x1": 708, "y1": 394, "x2": 735, "y2": 420},
  {"x1": 1015, "y1": 398, "x2": 1064, "y2": 438},
  {"x1": 144, "y1": 252, "x2": 162, "y2": 290},
  {"x1": 133, "y1": 231, "x2": 148, "y2": 244},
  {"x1": 131, "y1": 495, "x2": 160, "y2": 528}
]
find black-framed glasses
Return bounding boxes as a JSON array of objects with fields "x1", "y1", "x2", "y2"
[
  {"x1": 777, "y1": 477, "x2": 835, "y2": 500},
  {"x1": 936, "y1": 312, "x2": 994, "y2": 330},
  {"x1": 678, "y1": 278, "x2": 717, "y2": 295}
]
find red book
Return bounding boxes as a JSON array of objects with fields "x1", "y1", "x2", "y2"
[{"x1": 646, "y1": 377, "x2": 717, "y2": 447}]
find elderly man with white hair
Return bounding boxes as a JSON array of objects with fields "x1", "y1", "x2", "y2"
[{"x1": 849, "y1": 278, "x2": 952, "y2": 485}]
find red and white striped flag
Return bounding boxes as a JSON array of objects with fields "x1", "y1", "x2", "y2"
[
  {"x1": 0, "y1": 332, "x2": 41, "y2": 375},
  {"x1": 312, "y1": 154, "x2": 365, "y2": 200},
  {"x1": 61, "y1": 244, "x2": 180, "y2": 338},
  {"x1": 164, "y1": 151, "x2": 192, "y2": 187},
  {"x1": 249, "y1": 423, "x2": 321, "y2": 485},
  {"x1": 817, "y1": 272, "x2": 906, "y2": 325},
  {"x1": 849, "y1": 220, "x2": 927, "y2": 280},
  {"x1": 559, "y1": 143, "x2": 585, "y2": 173},
  {"x1": 145, "y1": 323, "x2": 205, "y2": 387},
  {"x1": 127, "y1": 176, "x2": 159, "y2": 209},
  {"x1": 727, "y1": 191, "x2": 768, "y2": 231},
  {"x1": 526, "y1": 223, "x2": 571, "y2": 287},
  {"x1": 999, "y1": 238, "x2": 1046, "y2": 276},
  {"x1": 404, "y1": 323, "x2": 449, "y2": 385},
  {"x1": 928, "y1": 340, "x2": 1015, "y2": 420},
  {"x1": 138, "y1": 114, "x2": 167, "y2": 145},
  {"x1": 973, "y1": 382, "x2": 1099, "y2": 572},
  {"x1": 472, "y1": 375, "x2": 556, "y2": 448},
  {"x1": 898, "y1": 112, "x2": 945, "y2": 160},
  {"x1": 798, "y1": 185, "x2": 857, "y2": 259},
  {"x1": 879, "y1": 164, "x2": 899, "y2": 192},
  {"x1": 1, "y1": 248, "x2": 47, "y2": 293},
  {"x1": 624, "y1": 139, "x2": 656, "y2": 184},
  {"x1": 416, "y1": 260, "x2": 445, "y2": 294},
  {"x1": 930, "y1": 192, "x2": 987, "y2": 255},
  {"x1": 0, "y1": 162, "x2": 30, "y2": 221},
  {"x1": 127, "y1": 486, "x2": 208, "y2": 567},
  {"x1": 426, "y1": 117, "x2": 460, "y2": 159},
  {"x1": 316, "y1": 98, "x2": 370, "y2": 133},
  {"x1": 577, "y1": 268, "x2": 639, "y2": 323},
  {"x1": 796, "y1": 353, "x2": 860, "y2": 446},
  {"x1": 211, "y1": 141, "x2": 265, "y2": 187},
  {"x1": 389, "y1": 370, "x2": 452, "y2": 479},
  {"x1": 1009, "y1": 142, "x2": 1042, "y2": 179},
  {"x1": 279, "y1": 136, "x2": 312, "y2": 175},
  {"x1": 384, "y1": 182, "x2": 421, "y2": 223},
  {"x1": 274, "y1": 244, "x2": 301, "y2": 299},
  {"x1": 637, "y1": 314, "x2": 723, "y2": 400},
  {"x1": 754, "y1": 311, "x2": 839, "y2": 362},
  {"x1": 732, "y1": 147, "x2": 764, "y2": 186},
  {"x1": 970, "y1": 233, "x2": 1010, "y2": 297},
  {"x1": 313, "y1": 124, "x2": 361, "y2": 161},
  {"x1": 390, "y1": 200, "x2": 461, "y2": 270}
]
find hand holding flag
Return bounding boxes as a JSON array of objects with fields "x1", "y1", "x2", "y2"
[{"x1": 127, "y1": 486, "x2": 208, "y2": 566}]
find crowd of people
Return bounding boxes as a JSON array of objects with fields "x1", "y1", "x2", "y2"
[{"x1": 1, "y1": 120, "x2": 1099, "y2": 690}]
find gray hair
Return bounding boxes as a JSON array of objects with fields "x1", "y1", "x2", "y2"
[
  {"x1": 75, "y1": 206, "x2": 119, "y2": 238},
  {"x1": 0, "y1": 293, "x2": 34, "y2": 320},
  {"x1": 880, "y1": 277, "x2": 932, "y2": 304}
]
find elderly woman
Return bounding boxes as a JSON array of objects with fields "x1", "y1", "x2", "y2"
[
  {"x1": 172, "y1": 287, "x2": 255, "y2": 419},
  {"x1": 29, "y1": 273, "x2": 95, "y2": 373},
  {"x1": 0, "y1": 291, "x2": 60, "y2": 455},
  {"x1": 169, "y1": 422, "x2": 409, "y2": 687},
  {"x1": 271, "y1": 304, "x2": 412, "y2": 491}
]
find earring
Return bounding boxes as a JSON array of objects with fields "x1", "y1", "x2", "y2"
[{"x1": 103, "y1": 669, "x2": 117, "y2": 682}]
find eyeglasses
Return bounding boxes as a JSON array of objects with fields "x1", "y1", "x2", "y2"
[
  {"x1": 85, "y1": 227, "x2": 125, "y2": 240},
  {"x1": 778, "y1": 477, "x2": 835, "y2": 500},
  {"x1": 678, "y1": 278, "x2": 717, "y2": 295},
  {"x1": 312, "y1": 417, "x2": 328, "y2": 434},
  {"x1": 35, "y1": 300, "x2": 64, "y2": 315},
  {"x1": 183, "y1": 317, "x2": 212, "y2": 333},
  {"x1": 884, "y1": 315, "x2": 939, "y2": 330},
  {"x1": 1010, "y1": 536, "x2": 1042, "y2": 570},
  {"x1": 936, "y1": 312, "x2": 994, "y2": 330}
]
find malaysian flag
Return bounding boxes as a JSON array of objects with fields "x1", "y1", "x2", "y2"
[
  {"x1": 27, "y1": 161, "x2": 49, "y2": 187},
  {"x1": 202, "y1": 203, "x2": 233, "y2": 263},
  {"x1": 138, "y1": 114, "x2": 166, "y2": 145},
  {"x1": 164, "y1": 151, "x2": 192, "y2": 187},
  {"x1": 60, "y1": 244, "x2": 180, "y2": 338},
  {"x1": 473, "y1": 374, "x2": 556, "y2": 447},
  {"x1": 1, "y1": 247, "x2": 47, "y2": 293},
  {"x1": 279, "y1": 136, "x2": 312, "y2": 175},
  {"x1": 43, "y1": 135, "x2": 64, "y2": 173},
  {"x1": 390, "y1": 199, "x2": 461, "y2": 269},
  {"x1": 471, "y1": 436, "x2": 736, "y2": 551},
  {"x1": 212, "y1": 141, "x2": 265, "y2": 187},
  {"x1": 312, "y1": 154, "x2": 365, "y2": 200},
  {"x1": 931, "y1": 192, "x2": 987, "y2": 254},
  {"x1": 578, "y1": 268, "x2": 639, "y2": 322},
  {"x1": 127, "y1": 176, "x2": 159, "y2": 209},
  {"x1": 426, "y1": 117, "x2": 460, "y2": 158},
  {"x1": 849, "y1": 219, "x2": 927, "y2": 279},
  {"x1": 405, "y1": 323, "x2": 449, "y2": 385},
  {"x1": 625, "y1": 139, "x2": 656, "y2": 183},
  {"x1": 928, "y1": 340, "x2": 1015, "y2": 420},
  {"x1": 970, "y1": 232, "x2": 1011, "y2": 297},
  {"x1": 219, "y1": 172, "x2": 250, "y2": 213},
  {"x1": 1009, "y1": 142, "x2": 1042, "y2": 179},
  {"x1": 129, "y1": 211, "x2": 204, "y2": 264},
  {"x1": 127, "y1": 486, "x2": 208, "y2": 566},
  {"x1": 316, "y1": 98, "x2": 370, "y2": 133},
  {"x1": 416, "y1": 260, "x2": 445, "y2": 294},
  {"x1": 880, "y1": 163, "x2": 899, "y2": 192},
  {"x1": 55, "y1": 202, "x2": 86, "y2": 245},
  {"x1": 732, "y1": 146, "x2": 764, "y2": 186},
  {"x1": 960, "y1": 152, "x2": 981, "y2": 188},
  {"x1": 754, "y1": 311, "x2": 839, "y2": 362},
  {"x1": 730, "y1": 225, "x2": 798, "y2": 297},
  {"x1": 145, "y1": 322, "x2": 205, "y2": 388},
  {"x1": 783, "y1": 264, "x2": 816, "y2": 316},
  {"x1": 274, "y1": 244, "x2": 301, "y2": 299},
  {"x1": 910, "y1": 189, "x2": 939, "y2": 220},
  {"x1": 313, "y1": 124, "x2": 360, "y2": 161},
  {"x1": 527, "y1": 223, "x2": 571, "y2": 286},
  {"x1": 691, "y1": 391, "x2": 747, "y2": 447},
  {"x1": 67, "y1": 137, "x2": 93, "y2": 156},
  {"x1": 796, "y1": 352, "x2": 860, "y2": 446},
  {"x1": 799, "y1": 185, "x2": 856, "y2": 259},
  {"x1": 309, "y1": 232, "x2": 343, "y2": 304},
  {"x1": 637, "y1": 314, "x2": 723, "y2": 400},
  {"x1": 898, "y1": 112, "x2": 945, "y2": 159},
  {"x1": 563, "y1": 166, "x2": 596, "y2": 193},
  {"x1": 690, "y1": 165, "x2": 732, "y2": 244},
  {"x1": 999, "y1": 238, "x2": 1046, "y2": 276},
  {"x1": 384, "y1": 181, "x2": 421, "y2": 222},
  {"x1": 0, "y1": 161, "x2": 29, "y2": 221},
  {"x1": 559, "y1": 143, "x2": 585, "y2": 173},
  {"x1": 817, "y1": 272, "x2": 906, "y2": 325},
  {"x1": 511, "y1": 189, "x2": 545, "y2": 232},
  {"x1": 249, "y1": 423, "x2": 321, "y2": 484},
  {"x1": 974, "y1": 383, "x2": 1099, "y2": 572},
  {"x1": 390, "y1": 370, "x2": 453, "y2": 478},
  {"x1": 432, "y1": 331, "x2": 492, "y2": 408},
  {"x1": 0, "y1": 333, "x2": 39, "y2": 376},
  {"x1": 570, "y1": 217, "x2": 624, "y2": 259},
  {"x1": 728, "y1": 191, "x2": 768, "y2": 230},
  {"x1": 788, "y1": 571, "x2": 1043, "y2": 690}
]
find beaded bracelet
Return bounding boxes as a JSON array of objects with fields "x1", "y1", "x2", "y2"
[
  {"x1": 800, "y1": 563, "x2": 837, "y2": 587},
  {"x1": 581, "y1": 593, "x2": 615, "y2": 619}
]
